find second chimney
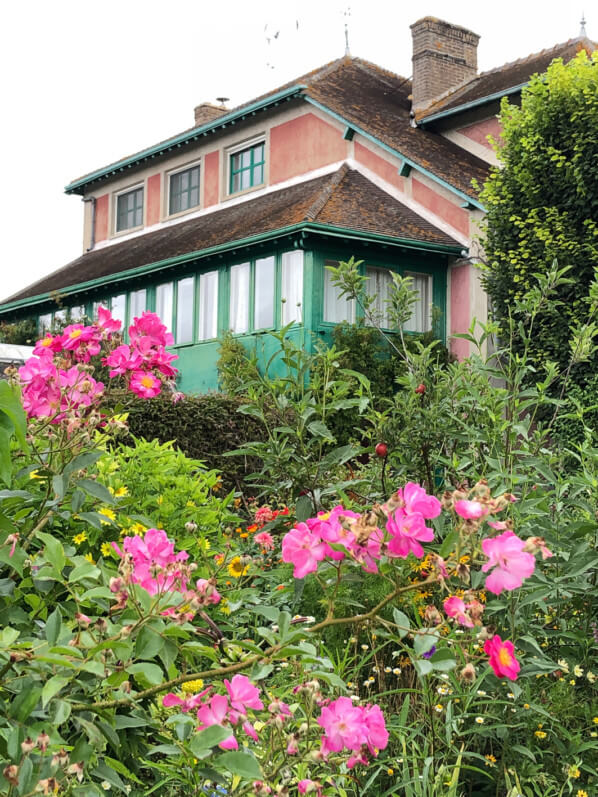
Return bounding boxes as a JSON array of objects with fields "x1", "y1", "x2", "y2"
[
  {"x1": 194, "y1": 102, "x2": 229, "y2": 127},
  {"x1": 410, "y1": 17, "x2": 480, "y2": 111}
]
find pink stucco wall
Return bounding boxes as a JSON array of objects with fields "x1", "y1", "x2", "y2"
[
  {"x1": 412, "y1": 178, "x2": 469, "y2": 237},
  {"x1": 203, "y1": 150, "x2": 219, "y2": 207},
  {"x1": 457, "y1": 117, "x2": 501, "y2": 150},
  {"x1": 269, "y1": 113, "x2": 347, "y2": 184},
  {"x1": 450, "y1": 263, "x2": 470, "y2": 359},
  {"x1": 146, "y1": 174, "x2": 161, "y2": 226},
  {"x1": 95, "y1": 194, "x2": 109, "y2": 242},
  {"x1": 354, "y1": 141, "x2": 406, "y2": 192}
]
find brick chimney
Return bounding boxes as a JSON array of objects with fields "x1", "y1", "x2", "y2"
[
  {"x1": 410, "y1": 17, "x2": 480, "y2": 111},
  {"x1": 193, "y1": 102, "x2": 229, "y2": 127}
]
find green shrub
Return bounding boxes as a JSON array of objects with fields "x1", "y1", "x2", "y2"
[
  {"x1": 0, "y1": 318, "x2": 37, "y2": 345},
  {"x1": 107, "y1": 392, "x2": 267, "y2": 491}
]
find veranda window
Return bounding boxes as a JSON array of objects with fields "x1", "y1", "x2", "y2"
[
  {"x1": 323, "y1": 261, "x2": 355, "y2": 323},
  {"x1": 176, "y1": 278, "x2": 194, "y2": 344},
  {"x1": 198, "y1": 271, "x2": 219, "y2": 340},
  {"x1": 404, "y1": 272, "x2": 432, "y2": 333},
  {"x1": 365, "y1": 267, "x2": 393, "y2": 328}
]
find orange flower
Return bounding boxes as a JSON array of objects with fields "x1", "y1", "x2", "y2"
[
  {"x1": 276, "y1": 584, "x2": 286, "y2": 591},
  {"x1": 248, "y1": 524, "x2": 258, "y2": 533}
]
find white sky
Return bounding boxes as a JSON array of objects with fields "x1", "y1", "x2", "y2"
[{"x1": 0, "y1": 0, "x2": 591, "y2": 303}]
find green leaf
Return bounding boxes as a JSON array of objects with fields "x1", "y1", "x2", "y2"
[
  {"x1": 45, "y1": 607, "x2": 62, "y2": 646},
  {"x1": 114, "y1": 714, "x2": 148, "y2": 729},
  {"x1": 413, "y1": 631, "x2": 437, "y2": 656},
  {"x1": 414, "y1": 659, "x2": 433, "y2": 677},
  {"x1": 134, "y1": 626, "x2": 164, "y2": 660},
  {"x1": 91, "y1": 760, "x2": 125, "y2": 793},
  {"x1": 127, "y1": 662, "x2": 163, "y2": 687},
  {"x1": 295, "y1": 494, "x2": 313, "y2": 522},
  {"x1": 0, "y1": 627, "x2": 20, "y2": 646},
  {"x1": 104, "y1": 757, "x2": 143, "y2": 785},
  {"x1": 307, "y1": 420, "x2": 334, "y2": 440},
  {"x1": 189, "y1": 725, "x2": 233, "y2": 754},
  {"x1": 392, "y1": 609, "x2": 411, "y2": 638},
  {"x1": 42, "y1": 674, "x2": 70, "y2": 707},
  {"x1": 69, "y1": 561, "x2": 101, "y2": 583},
  {"x1": 37, "y1": 531, "x2": 66, "y2": 574},
  {"x1": 218, "y1": 751, "x2": 262, "y2": 780},
  {"x1": 0, "y1": 380, "x2": 27, "y2": 449},
  {"x1": 429, "y1": 649, "x2": 457, "y2": 672},
  {"x1": 10, "y1": 685, "x2": 42, "y2": 722},
  {"x1": 77, "y1": 478, "x2": 116, "y2": 505}
]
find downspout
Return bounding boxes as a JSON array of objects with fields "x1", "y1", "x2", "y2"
[{"x1": 83, "y1": 197, "x2": 96, "y2": 251}]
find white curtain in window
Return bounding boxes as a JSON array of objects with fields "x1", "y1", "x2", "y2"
[
  {"x1": 403, "y1": 273, "x2": 432, "y2": 333},
  {"x1": 254, "y1": 257, "x2": 275, "y2": 329},
  {"x1": 365, "y1": 267, "x2": 393, "y2": 328},
  {"x1": 155, "y1": 283, "x2": 173, "y2": 333},
  {"x1": 129, "y1": 289, "x2": 147, "y2": 321},
  {"x1": 230, "y1": 263, "x2": 250, "y2": 334},
  {"x1": 198, "y1": 271, "x2": 218, "y2": 340},
  {"x1": 176, "y1": 277, "x2": 194, "y2": 344},
  {"x1": 281, "y1": 251, "x2": 304, "y2": 325},
  {"x1": 110, "y1": 295, "x2": 126, "y2": 327},
  {"x1": 39, "y1": 314, "x2": 52, "y2": 333},
  {"x1": 323, "y1": 261, "x2": 355, "y2": 323}
]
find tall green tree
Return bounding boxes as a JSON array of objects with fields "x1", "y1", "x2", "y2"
[{"x1": 480, "y1": 50, "x2": 598, "y2": 385}]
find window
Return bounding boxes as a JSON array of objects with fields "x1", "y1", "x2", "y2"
[
  {"x1": 254, "y1": 257, "x2": 275, "y2": 330},
  {"x1": 54, "y1": 309, "x2": 67, "y2": 327},
  {"x1": 365, "y1": 267, "x2": 394, "y2": 328},
  {"x1": 129, "y1": 289, "x2": 147, "y2": 320},
  {"x1": 110, "y1": 294, "x2": 126, "y2": 326},
  {"x1": 39, "y1": 313, "x2": 52, "y2": 333},
  {"x1": 156, "y1": 283, "x2": 174, "y2": 334},
  {"x1": 229, "y1": 141, "x2": 265, "y2": 194},
  {"x1": 198, "y1": 271, "x2": 218, "y2": 340},
  {"x1": 69, "y1": 305, "x2": 85, "y2": 321},
  {"x1": 281, "y1": 251, "x2": 303, "y2": 325},
  {"x1": 176, "y1": 277, "x2": 194, "y2": 344},
  {"x1": 169, "y1": 165, "x2": 200, "y2": 215},
  {"x1": 323, "y1": 261, "x2": 355, "y2": 323},
  {"x1": 116, "y1": 187, "x2": 144, "y2": 232},
  {"x1": 404, "y1": 272, "x2": 432, "y2": 333},
  {"x1": 229, "y1": 263, "x2": 250, "y2": 333}
]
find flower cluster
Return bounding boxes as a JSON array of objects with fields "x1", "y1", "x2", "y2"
[
  {"x1": 103, "y1": 311, "x2": 177, "y2": 398},
  {"x1": 18, "y1": 308, "x2": 178, "y2": 420},
  {"x1": 111, "y1": 528, "x2": 220, "y2": 621},
  {"x1": 317, "y1": 696, "x2": 389, "y2": 767},
  {"x1": 281, "y1": 483, "x2": 441, "y2": 579},
  {"x1": 163, "y1": 675, "x2": 272, "y2": 751}
]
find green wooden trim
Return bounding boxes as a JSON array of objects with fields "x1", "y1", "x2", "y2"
[
  {"x1": 65, "y1": 85, "x2": 307, "y2": 195},
  {"x1": 303, "y1": 96, "x2": 485, "y2": 211},
  {"x1": 398, "y1": 160, "x2": 412, "y2": 177},
  {"x1": 229, "y1": 142, "x2": 265, "y2": 194},
  {"x1": 169, "y1": 165, "x2": 201, "y2": 215},
  {"x1": 343, "y1": 126, "x2": 355, "y2": 141},
  {"x1": 417, "y1": 82, "x2": 528, "y2": 125}
]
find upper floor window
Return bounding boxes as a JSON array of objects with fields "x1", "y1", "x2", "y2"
[
  {"x1": 169, "y1": 165, "x2": 200, "y2": 215},
  {"x1": 116, "y1": 186, "x2": 144, "y2": 232},
  {"x1": 229, "y1": 141, "x2": 265, "y2": 194}
]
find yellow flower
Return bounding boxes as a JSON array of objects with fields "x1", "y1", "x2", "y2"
[
  {"x1": 569, "y1": 679, "x2": 576, "y2": 686},
  {"x1": 100, "y1": 542, "x2": 114, "y2": 557},
  {"x1": 29, "y1": 469, "x2": 43, "y2": 479},
  {"x1": 182, "y1": 679, "x2": 204, "y2": 694},
  {"x1": 587, "y1": 671, "x2": 596, "y2": 683},
  {"x1": 434, "y1": 704, "x2": 443, "y2": 713},
  {"x1": 84, "y1": 553, "x2": 95, "y2": 564},
  {"x1": 219, "y1": 598, "x2": 231, "y2": 615},
  {"x1": 228, "y1": 556, "x2": 249, "y2": 579},
  {"x1": 567, "y1": 765, "x2": 580, "y2": 779},
  {"x1": 125, "y1": 522, "x2": 147, "y2": 537},
  {"x1": 386, "y1": 768, "x2": 394, "y2": 776},
  {"x1": 186, "y1": 500, "x2": 196, "y2": 508},
  {"x1": 198, "y1": 538, "x2": 211, "y2": 553},
  {"x1": 485, "y1": 755, "x2": 496, "y2": 767},
  {"x1": 576, "y1": 790, "x2": 588, "y2": 797},
  {"x1": 574, "y1": 665, "x2": 583, "y2": 677},
  {"x1": 212, "y1": 480, "x2": 222, "y2": 493},
  {"x1": 535, "y1": 731, "x2": 547, "y2": 739},
  {"x1": 593, "y1": 717, "x2": 598, "y2": 724},
  {"x1": 98, "y1": 507, "x2": 116, "y2": 525},
  {"x1": 114, "y1": 486, "x2": 128, "y2": 498},
  {"x1": 73, "y1": 532, "x2": 87, "y2": 545},
  {"x1": 523, "y1": 703, "x2": 530, "y2": 710}
]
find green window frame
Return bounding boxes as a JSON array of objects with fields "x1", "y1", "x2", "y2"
[
  {"x1": 169, "y1": 165, "x2": 200, "y2": 215},
  {"x1": 228, "y1": 255, "x2": 279, "y2": 335},
  {"x1": 229, "y1": 142, "x2": 265, "y2": 194},
  {"x1": 116, "y1": 187, "x2": 144, "y2": 232}
]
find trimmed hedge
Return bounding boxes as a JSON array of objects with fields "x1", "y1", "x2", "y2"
[{"x1": 108, "y1": 393, "x2": 266, "y2": 491}]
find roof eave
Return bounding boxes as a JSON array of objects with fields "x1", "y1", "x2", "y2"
[
  {"x1": 303, "y1": 97, "x2": 486, "y2": 211},
  {"x1": 417, "y1": 81, "x2": 529, "y2": 125},
  {"x1": 0, "y1": 224, "x2": 462, "y2": 315},
  {"x1": 64, "y1": 85, "x2": 307, "y2": 195}
]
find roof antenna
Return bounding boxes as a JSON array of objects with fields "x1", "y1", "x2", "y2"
[
  {"x1": 343, "y1": 6, "x2": 351, "y2": 56},
  {"x1": 580, "y1": 11, "x2": 587, "y2": 36}
]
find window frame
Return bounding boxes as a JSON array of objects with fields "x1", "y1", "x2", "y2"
[
  {"x1": 227, "y1": 137, "x2": 266, "y2": 196},
  {"x1": 167, "y1": 160, "x2": 202, "y2": 218},
  {"x1": 227, "y1": 253, "x2": 296, "y2": 336},
  {"x1": 114, "y1": 183, "x2": 145, "y2": 235}
]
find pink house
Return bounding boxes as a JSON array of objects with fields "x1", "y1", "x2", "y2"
[{"x1": 1, "y1": 18, "x2": 594, "y2": 391}]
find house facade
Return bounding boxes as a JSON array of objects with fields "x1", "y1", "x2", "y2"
[{"x1": 1, "y1": 18, "x2": 594, "y2": 392}]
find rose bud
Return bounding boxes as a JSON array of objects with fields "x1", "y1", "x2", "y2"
[
  {"x1": 415, "y1": 383, "x2": 426, "y2": 394},
  {"x1": 460, "y1": 663, "x2": 476, "y2": 683}
]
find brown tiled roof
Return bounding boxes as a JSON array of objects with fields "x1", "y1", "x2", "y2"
[
  {"x1": 68, "y1": 56, "x2": 489, "y2": 202},
  {"x1": 2, "y1": 167, "x2": 459, "y2": 305},
  {"x1": 419, "y1": 37, "x2": 597, "y2": 120}
]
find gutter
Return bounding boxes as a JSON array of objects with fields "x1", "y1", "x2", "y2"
[
  {"x1": 83, "y1": 196, "x2": 96, "y2": 251},
  {"x1": 303, "y1": 97, "x2": 486, "y2": 211},
  {"x1": 0, "y1": 224, "x2": 463, "y2": 315},
  {"x1": 64, "y1": 85, "x2": 307, "y2": 195},
  {"x1": 417, "y1": 82, "x2": 528, "y2": 126}
]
